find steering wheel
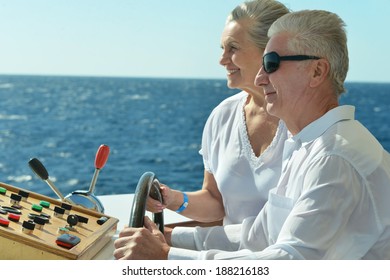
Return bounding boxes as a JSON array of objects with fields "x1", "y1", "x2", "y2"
[{"x1": 129, "y1": 172, "x2": 164, "y2": 233}]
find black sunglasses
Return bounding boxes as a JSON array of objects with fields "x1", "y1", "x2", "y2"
[{"x1": 262, "y1": 51, "x2": 321, "y2": 73}]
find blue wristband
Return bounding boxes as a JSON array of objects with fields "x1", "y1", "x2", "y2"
[{"x1": 175, "y1": 192, "x2": 189, "y2": 213}]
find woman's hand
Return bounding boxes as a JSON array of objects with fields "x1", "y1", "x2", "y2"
[{"x1": 146, "y1": 184, "x2": 172, "y2": 213}]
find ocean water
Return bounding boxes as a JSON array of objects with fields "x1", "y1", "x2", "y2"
[{"x1": 0, "y1": 75, "x2": 389, "y2": 199}]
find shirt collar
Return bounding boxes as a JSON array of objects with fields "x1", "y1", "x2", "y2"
[{"x1": 292, "y1": 105, "x2": 355, "y2": 144}]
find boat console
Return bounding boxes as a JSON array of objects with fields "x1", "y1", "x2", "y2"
[{"x1": 0, "y1": 182, "x2": 118, "y2": 259}]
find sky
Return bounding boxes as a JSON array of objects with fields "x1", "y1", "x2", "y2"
[{"x1": 0, "y1": 0, "x2": 389, "y2": 83}]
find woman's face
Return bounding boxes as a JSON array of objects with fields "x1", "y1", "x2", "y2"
[{"x1": 220, "y1": 19, "x2": 263, "y2": 93}]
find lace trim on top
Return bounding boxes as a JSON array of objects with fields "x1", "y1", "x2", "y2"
[{"x1": 238, "y1": 94, "x2": 285, "y2": 169}]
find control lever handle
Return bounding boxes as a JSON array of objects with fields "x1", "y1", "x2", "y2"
[
  {"x1": 88, "y1": 144, "x2": 110, "y2": 194},
  {"x1": 28, "y1": 158, "x2": 69, "y2": 203}
]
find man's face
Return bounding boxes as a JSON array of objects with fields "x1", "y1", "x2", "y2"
[{"x1": 255, "y1": 33, "x2": 313, "y2": 124}]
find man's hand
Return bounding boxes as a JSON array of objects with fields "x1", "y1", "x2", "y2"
[{"x1": 113, "y1": 216, "x2": 170, "y2": 260}]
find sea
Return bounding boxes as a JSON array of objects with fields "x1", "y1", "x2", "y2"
[{"x1": 0, "y1": 75, "x2": 389, "y2": 199}]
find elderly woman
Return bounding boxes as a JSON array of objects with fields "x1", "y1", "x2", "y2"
[{"x1": 147, "y1": 0, "x2": 290, "y2": 225}]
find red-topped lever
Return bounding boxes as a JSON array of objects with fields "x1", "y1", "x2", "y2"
[
  {"x1": 64, "y1": 144, "x2": 110, "y2": 213},
  {"x1": 88, "y1": 144, "x2": 110, "y2": 194}
]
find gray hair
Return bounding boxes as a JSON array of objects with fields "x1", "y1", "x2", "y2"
[
  {"x1": 227, "y1": 0, "x2": 290, "y2": 51},
  {"x1": 268, "y1": 10, "x2": 349, "y2": 96}
]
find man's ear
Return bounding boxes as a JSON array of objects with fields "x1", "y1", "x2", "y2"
[{"x1": 310, "y1": 59, "x2": 330, "y2": 87}]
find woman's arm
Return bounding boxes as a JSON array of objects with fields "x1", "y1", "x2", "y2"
[{"x1": 147, "y1": 170, "x2": 225, "y2": 223}]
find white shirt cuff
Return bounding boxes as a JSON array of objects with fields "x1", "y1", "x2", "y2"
[
  {"x1": 171, "y1": 226, "x2": 198, "y2": 250},
  {"x1": 168, "y1": 247, "x2": 202, "y2": 260}
]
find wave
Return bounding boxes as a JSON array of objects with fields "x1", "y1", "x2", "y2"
[
  {"x1": 0, "y1": 114, "x2": 27, "y2": 120},
  {"x1": 0, "y1": 83, "x2": 13, "y2": 89}
]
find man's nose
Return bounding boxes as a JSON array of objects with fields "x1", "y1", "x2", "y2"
[{"x1": 254, "y1": 66, "x2": 268, "y2": 87}]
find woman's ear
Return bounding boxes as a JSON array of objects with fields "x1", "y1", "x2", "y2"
[{"x1": 310, "y1": 59, "x2": 330, "y2": 88}]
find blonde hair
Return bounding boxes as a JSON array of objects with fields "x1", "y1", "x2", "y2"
[
  {"x1": 268, "y1": 10, "x2": 349, "y2": 96},
  {"x1": 226, "y1": 0, "x2": 290, "y2": 51}
]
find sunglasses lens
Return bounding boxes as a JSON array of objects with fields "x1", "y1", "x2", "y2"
[{"x1": 263, "y1": 52, "x2": 280, "y2": 73}]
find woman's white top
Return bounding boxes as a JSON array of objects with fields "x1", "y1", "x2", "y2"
[{"x1": 200, "y1": 91, "x2": 288, "y2": 224}]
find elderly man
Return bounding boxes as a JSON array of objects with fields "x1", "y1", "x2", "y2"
[{"x1": 113, "y1": 10, "x2": 390, "y2": 260}]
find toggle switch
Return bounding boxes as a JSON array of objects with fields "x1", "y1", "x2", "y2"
[
  {"x1": 10, "y1": 193, "x2": 22, "y2": 209},
  {"x1": 18, "y1": 190, "x2": 30, "y2": 202},
  {"x1": 61, "y1": 203, "x2": 72, "y2": 215},
  {"x1": 55, "y1": 233, "x2": 81, "y2": 249},
  {"x1": 22, "y1": 220, "x2": 35, "y2": 234},
  {"x1": 65, "y1": 214, "x2": 78, "y2": 231},
  {"x1": 39, "y1": 212, "x2": 51, "y2": 221},
  {"x1": 0, "y1": 217, "x2": 10, "y2": 227},
  {"x1": 75, "y1": 214, "x2": 89, "y2": 225},
  {"x1": 32, "y1": 204, "x2": 43, "y2": 212},
  {"x1": 97, "y1": 216, "x2": 109, "y2": 225},
  {"x1": 28, "y1": 213, "x2": 50, "y2": 224},
  {"x1": 57, "y1": 227, "x2": 70, "y2": 235},
  {"x1": 8, "y1": 213, "x2": 21, "y2": 222},
  {"x1": 0, "y1": 187, "x2": 6, "y2": 195},
  {"x1": 53, "y1": 206, "x2": 65, "y2": 218},
  {"x1": 40, "y1": 200, "x2": 51, "y2": 208},
  {"x1": 34, "y1": 216, "x2": 46, "y2": 230},
  {"x1": 0, "y1": 206, "x2": 22, "y2": 215}
]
